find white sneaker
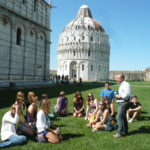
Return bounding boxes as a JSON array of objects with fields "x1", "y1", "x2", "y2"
[
  {"x1": 92, "y1": 128, "x2": 98, "y2": 132},
  {"x1": 84, "y1": 117, "x2": 88, "y2": 120},
  {"x1": 128, "y1": 119, "x2": 133, "y2": 123}
]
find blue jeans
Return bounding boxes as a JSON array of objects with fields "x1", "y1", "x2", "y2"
[
  {"x1": 0, "y1": 134, "x2": 27, "y2": 148},
  {"x1": 117, "y1": 101, "x2": 130, "y2": 135}
]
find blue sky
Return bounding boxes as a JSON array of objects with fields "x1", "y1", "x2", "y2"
[{"x1": 46, "y1": 0, "x2": 150, "y2": 71}]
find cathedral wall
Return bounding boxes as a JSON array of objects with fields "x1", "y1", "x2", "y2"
[{"x1": 0, "y1": 0, "x2": 51, "y2": 83}]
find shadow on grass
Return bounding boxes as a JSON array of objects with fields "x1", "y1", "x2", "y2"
[
  {"x1": 0, "y1": 82, "x2": 116, "y2": 109},
  {"x1": 57, "y1": 113, "x2": 73, "y2": 117},
  {"x1": 56, "y1": 124, "x2": 66, "y2": 127},
  {"x1": 138, "y1": 116, "x2": 150, "y2": 121},
  {"x1": 62, "y1": 133, "x2": 84, "y2": 141},
  {"x1": 129, "y1": 126, "x2": 150, "y2": 135},
  {"x1": 141, "y1": 111, "x2": 148, "y2": 114}
]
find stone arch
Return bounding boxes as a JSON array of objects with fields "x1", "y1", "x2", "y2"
[
  {"x1": 70, "y1": 61, "x2": 77, "y2": 78},
  {"x1": 14, "y1": 23, "x2": 25, "y2": 46},
  {"x1": 79, "y1": 61, "x2": 86, "y2": 71}
]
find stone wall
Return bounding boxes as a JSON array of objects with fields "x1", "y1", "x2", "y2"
[
  {"x1": 109, "y1": 71, "x2": 146, "y2": 81},
  {"x1": 0, "y1": 0, "x2": 51, "y2": 83},
  {"x1": 145, "y1": 68, "x2": 150, "y2": 81}
]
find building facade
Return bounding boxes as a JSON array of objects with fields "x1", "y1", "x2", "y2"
[
  {"x1": 0, "y1": 0, "x2": 51, "y2": 86},
  {"x1": 57, "y1": 5, "x2": 110, "y2": 81},
  {"x1": 109, "y1": 68, "x2": 150, "y2": 81}
]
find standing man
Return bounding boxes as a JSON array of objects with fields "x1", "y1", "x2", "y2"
[
  {"x1": 100, "y1": 82, "x2": 115, "y2": 116},
  {"x1": 113, "y1": 74, "x2": 131, "y2": 138}
]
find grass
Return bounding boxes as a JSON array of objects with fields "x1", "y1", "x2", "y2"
[{"x1": 0, "y1": 82, "x2": 150, "y2": 150}]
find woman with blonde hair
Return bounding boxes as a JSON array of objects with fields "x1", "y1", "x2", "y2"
[
  {"x1": 28, "y1": 91, "x2": 35, "y2": 103},
  {"x1": 85, "y1": 93, "x2": 98, "y2": 121},
  {"x1": 36, "y1": 99, "x2": 62, "y2": 143},
  {"x1": 26, "y1": 96, "x2": 39, "y2": 129},
  {"x1": 90, "y1": 101, "x2": 115, "y2": 132},
  {"x1": 16, "y1": 97, "x2": 34, "y2": 136}
]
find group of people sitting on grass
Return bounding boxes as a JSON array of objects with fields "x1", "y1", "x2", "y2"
[
  {"x1": 0, "y1": 92, "x2": 63, "y2": 148},
  {"x1": 0, "y1": 82, "x2": 142, "y2": 148}
]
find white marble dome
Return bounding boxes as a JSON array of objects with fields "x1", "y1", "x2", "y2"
[{"x1": 57, "y1": 5, "x2": 110, "y2": 81}]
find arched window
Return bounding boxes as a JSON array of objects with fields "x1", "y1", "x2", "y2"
[
  {"x1": 22, "y1": 0, "x2": 26, "y2": 4},
  {"x1": 82, "y1": 64, "x2": 84, "y2": 71},
  {"x1": 82, "y1": 36, "x2": 85, "y2": 40},
  {"x1": 34, "y1": 0, "x2": 37, "y2": 11},
  {"x1": 74, "y1": 37, "x2": 76, "y2": 41},
  {"x1": 30, "y1": 30, "x2": 34, "y2": 36},
  {"x1": 91, "y1": 65, "x2": 93, "y2": 71},
  {"x1": 73, "y1": 50, "x2": 76, "y2": 56},
  {"x1": 90, "y1": 36, "x2": 93, "y2": 41},
  {"x1": 40, "y1": 35, "x2": 43, "y2": 40},
  {"x1": 88, "y1": 50, "x2": 91, "y2": 57},
  {"x1": 16, "y1": 28, "x2": 21, "y2": 45}
]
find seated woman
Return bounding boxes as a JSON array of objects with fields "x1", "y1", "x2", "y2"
[
  {"x1": 73, "y1": 91, "x2": 84, "y2": 117},
  {"x1": 26, "y1": 96, "x2": 39, "y2": 129},
  {"x1": 0, "y1": 104, "x2": 27, "y2": 148},
  {"x1": 127, "y1": 96, "x2": 142, "y2": 123},
  {"x1": 54, "y1": 91, "x2": 68, "y2": 116},
  {"x1": 16, "y1": 91, "x2": 25, "y2": 100},
  {"x1": 27, "y1": 91, "x2": 35, "y2": 108},
  {"x1": 102, "y1": 96, "x2": 116, "y2": 116},
  {"x1": 41, "y1": 94, "x2": 55, "y2": 127},
  {"x1": 36, "y1": 99, "x2": 62, "y2": 143},
  {"x1": 41, "y1": 93, "x2": 48, "y2": 100},
  {"x1": 90, "y1": 101, "x2": 113, "y2": 132},
  {"x1": 16, "y1": 91, "x2": 27, "y2": 112},
  {"x1": 85, "y1": 93, "x2": 98, "y2": 121},
  {"x1": 16, "y1": 96, "x2": 34, "y2": 136},
  {"x1": 41, "y1": 94, "x2": 51, "y2": 110}
]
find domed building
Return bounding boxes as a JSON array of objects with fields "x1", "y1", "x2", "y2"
[{"x1": 57, "y1": 5, "x2": 110, "y2": 81}]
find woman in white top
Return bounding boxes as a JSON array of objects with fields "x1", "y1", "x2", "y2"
[
  {"x1": 0, "y1": 104, "x2": 27, "y2": 148},
  {"x1": 88, "y1": 101, "x2": 111, "y2": 131},
  {"x1": 36, "y1": 99, "x2": 62, "y2": 144}
]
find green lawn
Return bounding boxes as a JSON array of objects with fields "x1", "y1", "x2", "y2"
[{"x1": 0, "y1": 82, "x2": 150, "y2": 150}]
